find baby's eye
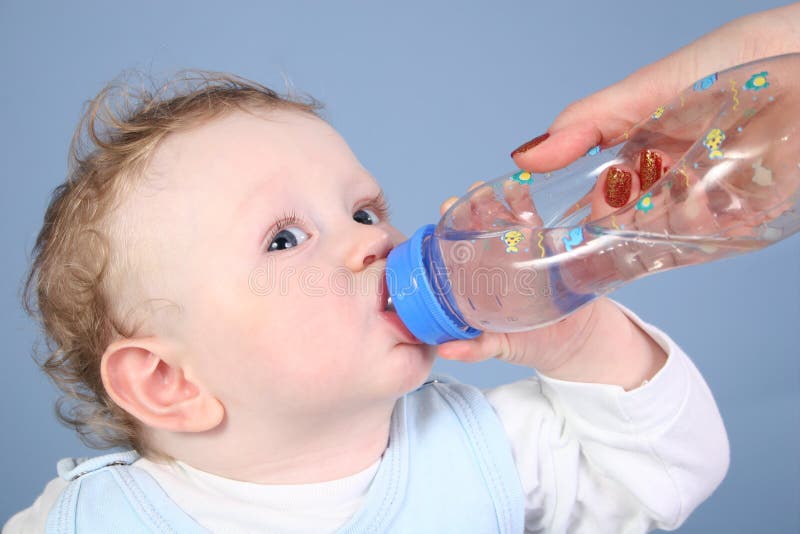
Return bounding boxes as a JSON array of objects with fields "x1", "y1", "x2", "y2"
[
  {"x1": 353, "y1": 207, "x2": 381, "y2": 225},
  {"x1": 267, "y1": 227, "x2": 309, "y2": 252}
]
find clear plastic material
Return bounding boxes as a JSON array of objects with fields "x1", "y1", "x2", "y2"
[{"x1": 430, "y1": 54, "x2": 799, "y2": 333}]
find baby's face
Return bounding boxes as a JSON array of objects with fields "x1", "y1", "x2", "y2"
[{"x1": 131, "y1": 108, "x2": 433, "y2": 422}]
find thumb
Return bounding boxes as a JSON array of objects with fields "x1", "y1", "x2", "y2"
[
  {"x1": 511, "y1": 70, "x2": 660, "y2": 173},
  {"x1": 437, "y1": 333, "x2": 513, "y2": 364},
  {"x1": 511, "y1": 122, "x2": 604, "y2": 173}
]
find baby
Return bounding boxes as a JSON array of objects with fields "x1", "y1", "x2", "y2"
[{"x1": 7, "y1": 72, "x2": 728, "y2": 533}]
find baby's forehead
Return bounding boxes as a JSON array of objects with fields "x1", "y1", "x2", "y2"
[
  {"x1": 151, "y1": 109, "x2": 326, "y2": 170},
  {"x1": 146, "y1": 108, "x2": 352, "y2": 192},
  {"x1": 125, "y1": 107, "x2": 371, "y2": 230}
]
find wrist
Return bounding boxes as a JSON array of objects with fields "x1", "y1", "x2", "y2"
[
  {"x1": 726, "y1": 7, "x2": 800, "y2": 65},
  {"x1": 538, "y1": 299, "x2": 667, "y2": 390}
]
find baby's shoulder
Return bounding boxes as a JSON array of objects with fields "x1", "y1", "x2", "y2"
[
  {"x1": 41, "y1": 450, "x2": 207, "y2": 532},
  {"x1": 409, "y1": 373, "x2": 484, "y2": 405},
  {"x1": 55, "y1": 450, "x2": 141, "y2": 481},
  {"x1": 405, "y1": 374, "x2": 508, "y2": 433},
  {"x1": 411, "y1": 373, "x2": 544, "y2": 411},
  {"x1": 4, "y1": 451, "x2": 142, "y2": 534}
]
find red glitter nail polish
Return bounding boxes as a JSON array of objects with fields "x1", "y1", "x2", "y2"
[
  {"x1": 639, "y1": 149, "x2": 663, "y2": 190},
  {"x1": 604, "y1": 166, "x2": 632, "y2": 208},
  {"x1": 511, "y1": 133, "x2": 550, "y2": 157}
]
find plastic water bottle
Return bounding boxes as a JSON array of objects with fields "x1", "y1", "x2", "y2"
[{"x1": 386, "y1": 53, "x2": 800, "y2": 345}]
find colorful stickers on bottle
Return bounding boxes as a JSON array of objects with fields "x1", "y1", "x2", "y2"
[
  {"x1": 511, "y1": 170, "x2": 534, "y2": 184},
  {"x1": 745, "y1": 72, "x2": 769, "y2": 91},
  {"x1": 703, "y1": 128, "x2": 726, "y2": 159},
  {"x1": 501, "y1": 230, "x2": 524, "y2": 253},
  {"x1": 693, "y1": 73, "x2": 718, "y2": 91}
]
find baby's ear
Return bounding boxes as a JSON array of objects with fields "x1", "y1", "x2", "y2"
[{"x1": 100, "y1": 338, "x2": 224, "y2": 432}]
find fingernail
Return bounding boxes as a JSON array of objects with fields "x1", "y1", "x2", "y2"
[
  {"x1": 670, "y1": 171, "x2": 689, "y2": 202},
  {"x1": 639, "y1": 149, "x2": 662, "y2": 190},
  {"x1": 604, "y1": 166, "x2": 632, "y2": 208},
  {"x1": 511, "y1": 133, "x2": 550, "y2": 157}
]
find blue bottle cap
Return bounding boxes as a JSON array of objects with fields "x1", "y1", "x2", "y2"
[{"x1": 386, "y1": 224, "x2": 481, "y2": 345}]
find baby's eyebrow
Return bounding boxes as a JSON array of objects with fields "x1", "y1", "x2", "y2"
[{"x1": 352, "y1": 185, "x2": 383, "y2": 203}]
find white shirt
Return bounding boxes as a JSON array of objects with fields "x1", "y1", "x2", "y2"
[
  {"x1": 4, "y1": 303, "x2": 728, "y2": 533},
  {"x1": 133, "y1": 457, "x2": 380, "y2": 533}
]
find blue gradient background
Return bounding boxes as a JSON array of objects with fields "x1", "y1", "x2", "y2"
[{"x1": 2, "y1": 1, "x2": 798, "y2": 532}]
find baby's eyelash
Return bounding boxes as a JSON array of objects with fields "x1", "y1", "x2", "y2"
[
  {"x1": 267, "y1": 210, "x2": 304, "y2": 242},
  {"x1": 363, "y1": 191, "x2": 391, "y2": 220},
  {"x1": 263, "y1": 194, "x2": 389, "y2": 249}
]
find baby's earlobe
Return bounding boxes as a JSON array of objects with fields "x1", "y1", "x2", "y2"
[{"x1": 100, "y1": 339, "x2": 224, "y2": 433}]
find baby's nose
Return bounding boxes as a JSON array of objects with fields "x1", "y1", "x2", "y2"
[{"x1": 345, "y1": 225, "x2": 393, "y2": 272}]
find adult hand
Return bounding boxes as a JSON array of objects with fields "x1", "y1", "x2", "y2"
[{"x1": 511, "y1": 4, "x2": 800, "y2": 174}]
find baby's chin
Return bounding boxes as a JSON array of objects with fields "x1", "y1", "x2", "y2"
[{"x1": 395, "y1": 343, "x2": 437, "y2": 393}]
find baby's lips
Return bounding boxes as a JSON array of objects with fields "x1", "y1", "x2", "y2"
[{"x1": 377, "y1": 266, "x2": 391, "y2": 312}]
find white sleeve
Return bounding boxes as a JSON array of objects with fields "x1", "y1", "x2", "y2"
[
  {"x1": 484, "y1": 301, "x2": 729, "y2": 534},
  {"x1": 3, "y1": 477, "x2": 68, "y2": 534}
]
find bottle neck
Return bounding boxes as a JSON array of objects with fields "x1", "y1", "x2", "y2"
[{"x1": 423, "y1": 231, "x2": 474, "y2": 333}]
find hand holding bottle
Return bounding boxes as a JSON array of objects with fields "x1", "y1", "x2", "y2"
[{"x1": 435, "y1": 182, "x2": 667, "y2": 389}]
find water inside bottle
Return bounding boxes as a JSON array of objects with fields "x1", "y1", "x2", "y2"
[{"x1": 436, "y1": 224, "x2": 778, "y2": 332}]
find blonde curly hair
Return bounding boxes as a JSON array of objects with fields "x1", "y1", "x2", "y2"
[{"x1": 23, "y1": 71, "x2": 321, "y2": 456}]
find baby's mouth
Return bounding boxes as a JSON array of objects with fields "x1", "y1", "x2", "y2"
[
  {"x1": 377, "y1": 267, "x2": 393, "y2": 312},
  {"x1": 378, "y1": 280, "x2": 423, "y2": 345}
]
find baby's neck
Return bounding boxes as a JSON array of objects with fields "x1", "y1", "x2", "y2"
[{"x1": 150, "y1": 398, "x2": 396, "y2": 484}]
